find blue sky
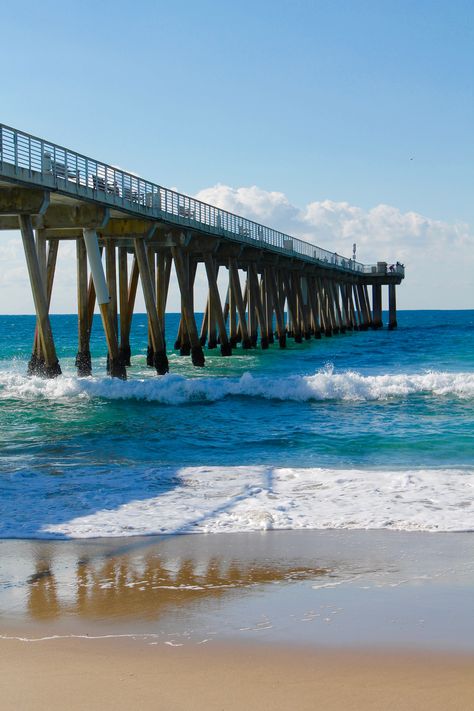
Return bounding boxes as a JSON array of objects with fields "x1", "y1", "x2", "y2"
[{"x1": 1, "y1": 0, "x2": 473, "y2": 310}]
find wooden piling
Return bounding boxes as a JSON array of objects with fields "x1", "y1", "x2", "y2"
[
  {"x1": 118, "y1": 255, "x2": 139, "y2": 366},
  {"x1": 316, "y1": 279, "x2": 332, "y2": 336},
  {"x1": 134, "y1": 238, "x2": 169, "y2": 374},
  {"x1": 171, "y1": 246, "x2": 205, "y2": 366},
  {"x1": 266, "y1": 266, "x2": 286, "y2": 347},
  {"x1": 331, "y1": 281, "x2": 345, "y2": 333},
  {"x1": 306, "y1": 276, "x2": 322, "y2": 339},
  {"x1": 228, "y1": 271, "x2": 239, "y2": 346},
  {"x1": 353, "y1": 284, "x2": 366, "y2": 330},
  {"x1": 183, "y1": 259, "x2": 198, "y2": 356},
  {"x1": 105, "y1": 240, "x2": 118, "y2": 374},
  {"x1": 282, "y1": 271, "x2": 302, "y2": 342},
  {"x1": 372, "y1": 283, "x2": 383, "y2": 329},
  {"x1": 156, "y1": 251, "x2": 171, "y2": 340},
  {"x1": 82, "y1": 228, "x2": 125, "y2": 379},
  {"x1": 294, "y1": 273, "x2": 311, "y2": 340},
  {"x1": 249, "y1": 264, "x2": 268, "y2": 349},
  {"x1": 118, "y1": 247, "x2": 131, "y2": 366},
  {"x1": 261, "y1": 272, "x2": 274, "y2": 344},
  {"x1": 229, "y1": 259, "x2": 251, "y2": 349},
  {"x1": 388, "y1": 284, "x2": 397, "y2": 330},
  {"x1": 207, "y1": 269, "x2": 218, "y2": 350},
  {"x1": 204, "y1": 254, "x2": 231, "y2": 356},
  {"x1": 29, "y1": 236, "x2": 59, "y2": 374},
  {"x1": 75, "y1": 237, "x2": 92, "y2": 376},
  {"x1": 19, "y1": 215, "x2": 61, "y2": 378},
  {"x1": 199, "y1": 297, "x2": 209, "y2": 347},
  {"x1": 146, "y1": 246, "x2": 157, "y2": 365}
]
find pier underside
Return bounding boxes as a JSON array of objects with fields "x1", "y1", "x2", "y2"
[{"x1": 0, "y1": 176, "x2": 403, "y2": 380}]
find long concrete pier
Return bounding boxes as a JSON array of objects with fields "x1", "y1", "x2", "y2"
[{"x1": 0, "y1": 124, "x2": 404, "y2": 379}]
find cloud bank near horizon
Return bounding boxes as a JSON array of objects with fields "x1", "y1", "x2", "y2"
[{"x1": 0, "y1": 186, "x2": 472, "y2": 313}]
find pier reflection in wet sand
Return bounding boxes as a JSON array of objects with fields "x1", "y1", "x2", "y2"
[
  {"x1": 2, "y1": 530, "x2": 474, "y2": 651},
  {"x1": 1, "y1": 532, "x2": 330, "y2": 632}
]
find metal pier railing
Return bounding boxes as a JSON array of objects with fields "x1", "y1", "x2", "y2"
[{"x1": 0, "y1": 123, "x2": 404, "y2": 278}]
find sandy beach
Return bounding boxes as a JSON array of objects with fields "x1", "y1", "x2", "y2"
[
  {"x1": 1, "y1": 530, "x2": 473, "y2": 709},
  {"x1": 0, "y1": 639, "x2": 473, "y2": 711}
]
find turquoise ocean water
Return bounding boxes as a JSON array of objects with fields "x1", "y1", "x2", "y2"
[{"x1": 0, "y1": 310, "x2": 473, "y2": 538}]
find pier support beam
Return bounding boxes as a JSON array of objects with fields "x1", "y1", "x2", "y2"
[
  {"x1": 318, "y1": 279, "x2": 333, "y2": 336},
  {"x1": 156, "y1": 251, "x2": 171, "y2": 342},
  {"x1": 229, "y1": 260, "x2": 251, "y2": 349},
  {"x1": 372, "y1": 284, "x2": 383, "y2": 329},
  {"x1": 355, "y1": 285, "x2": 368, "y2": 330},
  {"x1": 361, "y1": 285, "x2": 373, "y2": 329},
  {"x1": 76, "y1": 238, "x2": 92, "y2": 376},
  {"x1": 294, "y1": 274, "x2": 311, "y2": 340},
  {"x1": 388, "y1": 284, "x2": 398, "y2": 330},
  {"x1": 266, "y1": 267, "x2": 286, "y2": 347},
  {"x1": 83, "y1": 228, "x2": 126, "y2": 379},
  {"x1": 134, "y1": 238, "x2": 169, "y2": 374},
  {"x1": 283, "y1": 271, "x2": 302, "y2": 342},
  {"x1": 249, "y1": 264, "x2": 269, "y2": 349},
  {"x1": 118, "y1": 256, "x2": 139, "y2": 366},
  {"x1": 118, "y1": 247, "x2": 131, "y2": 366},
  {"x1": 146, "y1": 246, "x2": 157, "y2": 365},
  {"x1": 19, "y1": 215, "x2": 61, "y2": 378},
  {"x1": 348, "y1": 284, "x2": 360, "y2": 330},
  {"x1": 307, "y1": 277, "x2": 321, "y2": 339},
  {"x1": 228, "y1": 272, "x2": 239, "y2": 347},
  {"x1": 204, "y1": 254, "x2": 231, "y2": 356},
  {"x1": 172, "y1": 246, "x2": 205, "y2": 366},
  {"x1": 105, "y1": 240, "x2": 119, "y2": 374},
  {"x1": 29, "y1": 235, "x2": 59, "y2": 374},
  {"x1": 207, "y1": 265, "x2": 218, "y2": 350}
]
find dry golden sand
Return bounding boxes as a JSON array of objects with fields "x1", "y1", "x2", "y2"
[{"x1": 1, "y1": 639, "x2": 473, "y2": 711}]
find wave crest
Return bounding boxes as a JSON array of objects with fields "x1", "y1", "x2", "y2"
[{"x1": 1, "y1": 367, "x2": 473, "y2": 404}]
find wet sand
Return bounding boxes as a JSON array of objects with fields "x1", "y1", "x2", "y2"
[
  {"x1": 1, "y1": 639, "x2": 474, "y2": 711},
  {"x1": 1, "y1": 530, "x2": 474, "y2": 709}
]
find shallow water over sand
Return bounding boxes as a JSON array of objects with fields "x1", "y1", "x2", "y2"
[{"x1": 1, "y1": 530, "x2": 474, "y2": 652}]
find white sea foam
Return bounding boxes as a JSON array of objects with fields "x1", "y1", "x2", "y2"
[
  {"x1": 1, "y1": 367, "x2": 474, "y2": 404},
  {"x1": 1, "y1": 465, "x2": 472, "y2": 538}
]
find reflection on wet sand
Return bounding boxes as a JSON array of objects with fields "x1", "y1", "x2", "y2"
[{"x1": 25, "y1": 550, "x2": 327, "y2": 623}]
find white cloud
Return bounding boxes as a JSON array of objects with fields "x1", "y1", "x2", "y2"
[
  {"x1": 196, "y1": 186, "x2": 474, "y2": 309},
  {"x1": 0, "y1": 187, "x2": 472, "y2": 313}
]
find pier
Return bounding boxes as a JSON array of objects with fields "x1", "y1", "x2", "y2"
[{"x1": 0, "y1": 124, "x2": 404, "y2": 379}]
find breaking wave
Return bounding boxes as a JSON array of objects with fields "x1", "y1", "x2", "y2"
[{"x1": 0, "y1": 367, "x2": 473, "y2": 404}]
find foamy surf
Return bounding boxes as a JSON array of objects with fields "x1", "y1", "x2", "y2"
[
  {"x1": 1, "y1": 367, "x2": 474, "y2": 403},
  {"x1": 0, "y1": 465, "x2": 472, "y2": 539}
]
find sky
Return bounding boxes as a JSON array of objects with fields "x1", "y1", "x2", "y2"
[{"x1": 1, "y1": 0, "x2": 473, "y2": 312}]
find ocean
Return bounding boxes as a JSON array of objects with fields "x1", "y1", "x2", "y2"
[{"x1": 0, "y1": 310, "x2": 473, "y2": 539}]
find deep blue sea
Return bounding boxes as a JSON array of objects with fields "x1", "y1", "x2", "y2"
[{"x1": 0, "y1": 310, "x2": 473, "y2": 538}]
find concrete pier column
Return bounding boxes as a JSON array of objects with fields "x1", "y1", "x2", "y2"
[
  {"x1": 372, "y1": 284, "x2": 383, "y2": 329},
  {"x1": 171, "y1": 247, "x2": 205, "y2": 366},
  {"x1": 83, "y1": 228, "x2": 126, "y2": 379},
  {"x1": 229, "y1": 260, "x2": 251, "y2": 349},
  {"x1": 204, "y1": 254, "x2": 231, "y2": 356},
  {"x1": 76, "y1": 238, "x2": 92, "y2": 376},
  {"x1": 134, "y1": 239, "x2": 169, "y2": 374},
  {"x1": 19, "y1": 215, "x2": 61, "y2": 378},
  {"x1": 118, "y1": 247, "x2": 131, "y2": 366},
  {"x1": 388, "y1": 284, "x2": 398, "y2": 330}
]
